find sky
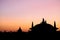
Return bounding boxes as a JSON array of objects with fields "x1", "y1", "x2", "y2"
[{"x1": 0, "y1": 0, "x2": 60, "y2": 32}]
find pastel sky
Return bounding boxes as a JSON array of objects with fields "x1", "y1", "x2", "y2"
[{"x1": 0, "y1": 0, "x2": 60, "y2": 32}]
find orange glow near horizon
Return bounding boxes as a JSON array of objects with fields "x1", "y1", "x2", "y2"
[{"x1": 0, "y1": 17, "x2": 60, "y2": 32}]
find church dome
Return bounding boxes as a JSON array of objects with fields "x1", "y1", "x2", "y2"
[{"x1": 30, "y1": 18, "x2": 58, "y2": 32}]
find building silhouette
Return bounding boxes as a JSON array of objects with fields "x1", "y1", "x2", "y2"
[
  {"x1": 17, "y1": 27, "x2": 22, "y2": 33},
  {"x1": 30, "y1": 18, "x2": 58, "y2": 32},
  {"x1": 0, "y1": 18, "x2": 60, "y2": 40}
]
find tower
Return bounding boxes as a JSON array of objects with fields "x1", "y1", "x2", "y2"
[
  {"x1": 29, "y1": 22, "x2": 34, "y2": 31},
  {"x1": 54, "y1": 21, "x2": 56, "y2": 28},
  {"x1": 54, "y1": 21, "x2": 58, "y2": 31},
  {"x1": 32, "y1": 21, "x2": 34, "y2": 28},
  {"x1": 42, "y1": 18, "x2": 44, "y2": 22}
]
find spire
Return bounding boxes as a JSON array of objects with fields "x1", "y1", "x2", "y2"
[
  {"x1": 43, "y1": 18, "x2": 44, "y2": 22},
  {"x1": 54, "y1": 21, "x2": 56, "y2": 28},
  {"x1": 54, "y1": 21, "x2": 58, "y2": 30},
  {"x1": 32, "y1": 21, "x2": 34, "y2": 28},
  {"x1": 42, "y1": 18, "x2": 46, "y2": 23}
]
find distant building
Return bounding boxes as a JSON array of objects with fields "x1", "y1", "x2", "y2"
[{"x1": 17, "y1": 27, "x2": 22, "y2": 33}]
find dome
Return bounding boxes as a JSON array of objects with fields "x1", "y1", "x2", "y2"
[{"x1": 30, "y1": 18, "x2": 57, "y2": 32}]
